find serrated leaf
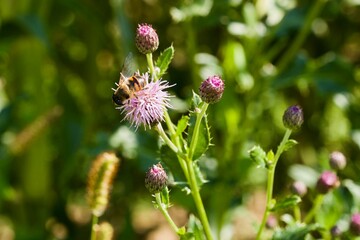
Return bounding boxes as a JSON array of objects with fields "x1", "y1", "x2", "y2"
[
  {"x1": 186, "y1": 215, "x2": 206, "y2": 240},
  {"x1": 193, "y1": 161, "x2": 207, "y2": 189},
  {"x1": 187, "y1": 110, "x2": 210, "y2": 160},
  {"x1": 271, "y1": 195, "x2": 301, "y2": 212},
  {"x1": 178, "y1": 227, "x2": 187, "y2": 236},
  {"x1": 267, "y1": 150, "x2": 275, "y2": 163},
  {"x1": 177, "y1": 115, "x2": 189, "y2": 136},
  {"x1": 283, "y1": 139, "x2": 298, "y2": 152},
  {"x1": 248, "y1": 145, "x2": 267, "y2": 168},
  {"x1": 272, "y1": 223, "x2": 319, "y2": 240},
  {"x1": 191, "y1": 91, "x2": 202, "y2": 108},
  {"x1": 160, "y1": 145, "x2": 187, "y2": 182},
  {"x1": 160, "y1": 187, "x2": 170, "y2": 207},
  {"x1": 156, "y1": 45, "x2": 174, "y2": 77}
]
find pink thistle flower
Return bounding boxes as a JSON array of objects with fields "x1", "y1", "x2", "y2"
[{"x1": 117, "y1": 80, "x2": 172, "y2": 130}]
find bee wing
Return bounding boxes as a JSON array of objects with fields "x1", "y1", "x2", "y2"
[{"x1": 121, "y1": 52, "x2": 136, "y2": 78}]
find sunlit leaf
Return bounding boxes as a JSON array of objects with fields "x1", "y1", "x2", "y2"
[
  {"x1": 193, "y1": 161, "x2": 207, "y2": 189},
  {"x1": 155, "y1": 45, "x2": 174, "y2": 77},
  {"x1": 271, "y1": 195, "x2": 301, "y2": 211},
  {"x1": 267, "y1": 150, "x2": 275, "y2": 163},
  {"x1": 177, "y1": 115, "x2": 189, "y2": 136},
  {"x1": 183, "y1": 214, "x2": 205, "y2": 240},
  {"x1": 160, "y1": 187, "x2": 170, "y2": 207},
  {"x1": 283, "y1": 139, "x2": 298, "y2": 152},
  {"x1": 191, "y1": 91, "x2": 202, "y2": 109},
  {"x1": 187, "y1": 108, "x2": 210, "y2": 160},
  {"x1": 249, "y1": 145, "x2": 267, "y2": 168}
]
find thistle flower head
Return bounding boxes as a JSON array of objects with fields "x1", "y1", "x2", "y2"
[
  {"x1": 199, "y1": 75, "x2": 225, "y2": 104},
  {"x1": 283, "y1": 105, "x2": 304, "y2": 130},
  {"x1": 145, "y1": 163, "x2": 168, "y2": 194},
  {"x1": 329, "y1": 151, "x2": 347, "y2": 170},
  {"x1": 87, "y1": 152, "x2": 120, "y2": 217},
  {"x1": 136, "y1": 23, "x2": 159, "y2": 54},
  {"x1": 350, "y1": 213, "x2": 360, "y2": 236},
  {"x1": 316, "y1": 170, "x2": 339, "y2": 194},
  {"x1": 118, "y1": 80, "x2": 172, "y2": 130}
]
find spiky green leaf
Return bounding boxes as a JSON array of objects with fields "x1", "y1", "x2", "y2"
[
  {"x1": 283, "y1": 139, "x2": 298, "y2": 152},
  {"x1": 155, "y1": 45, "x2": 174, "y2": 77},
  {"x1": 193, "y1": 161, "x2": 207, "y2": 189},
  {"x1": 187, "y1": 108, "x2": 210, "y2": 160},
  {"x1": 191, "y1": 91, "x2": 202, "y2": 108},
  {"x1": 249, "y1": 145, "x2": 267, "y2": 168},
  {"x1": 271, "y1": 195, "x2": 301, "y2": 212},
  {"x1": 177, "y1": 115, "x2": 189, "y2": 136}
]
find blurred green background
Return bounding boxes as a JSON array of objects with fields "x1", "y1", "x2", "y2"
[{"x1": 0, "y1": 0, "x2": 359, "y2": 239}]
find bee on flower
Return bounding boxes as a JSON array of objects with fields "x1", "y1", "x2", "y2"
[{"x1": 112, "y1": 53, "x2": 172, "y2": 130}]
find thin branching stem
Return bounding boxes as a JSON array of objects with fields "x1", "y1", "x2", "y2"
[
  {"x1": 256, "y1": 129, "x2": 292, "y2": 240},
  {"x1": 155, "y1": 193, "x2": 179, "y2": 233}
]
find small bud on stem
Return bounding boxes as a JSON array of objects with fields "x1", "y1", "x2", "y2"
[
  {"x1": 283, "y1": 105, "x2": 304, "y2": 130},
  {"x1": 145, "y1": 163, "x2": 168, "y2": 194}
]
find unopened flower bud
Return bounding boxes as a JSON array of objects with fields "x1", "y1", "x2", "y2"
[
  {"x1": 316, "y1": 171, "x2": 339, "y2": 194},
  {"x1": 87, "y1": 152, "x2": 120, "y2": 217},
  {"x1": 282, "y1": 105, "x2": 304, "y2": 130},
  {"x1": 329, "y1": 151, "x2": 347, "y2": 170},
  {"x1": 330, "y1": 225, "x2": 342, "y2": 237},
  {"x1": 145, "y1": 163, "x2": 168, "y2": 194},
  {"x1": 350, "y1": 213, "x2": 360, "y2": 236},
  {"x1": 291, "y1": 181, "x2": 307, "y2": 197},
  {"x1": 136, "y1": 23, "x2": 159, "y2": 54},
  {"x1": 199, "y1": 75, "x2": 225, "y2": 104},
  {"x1": 266, "y1": 215, "x2": 278, "y2": 229}
]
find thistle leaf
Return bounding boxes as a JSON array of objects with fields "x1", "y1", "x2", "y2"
[
  {"x1": 271, "y1": 195, "x2": 301, "y2": 212},
  {"x1": 156, "y1": 45, "x2": 175, "y2": 77},
  {"x1": 191, "y1": 91, "x2": 202, "y2": 108},
  {"x1": 283, "y1": 139, "x2": 298, "y2": 152},
  {"x1": 177, "y1": 115, "x2": 189, "y2": 136},
  {"x1": 193, "y1": 161, "x2": 207, "y2": 189},
  {"x1": 187, "y1": 109, "x2": 210, "y2": 160},
  {"x1": 248, "y1": 145, "x2": 267, "y2": 168}
]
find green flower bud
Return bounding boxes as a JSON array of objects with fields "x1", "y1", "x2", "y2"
[{"x1": 283, "y1": 105, "x2": 304, "y2": 130}]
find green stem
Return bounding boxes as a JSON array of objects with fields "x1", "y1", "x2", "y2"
[
  {"x1": 185, "y1": 102, "x2": 213, "y2": 239},
  {"x1": 91, "y1": 215, "x2": 98, "y2": 240},
  {"x1": 146, "y1": 53, "x2": 157, "y2": 80},
  {"x1": 276, "y1": 0, "x2": 326, "y2": 73},
  {"x1": 256, "y1": 129, "x2": 292, "y2": 240},
  {"x1": 156, "y1": 123, "x2": 186, "y2": 160},
  {"x1": 294, "y1": 205, "x2": 301, "y2": 222},
  {"x1": 188, "y1": 103, "x2": 209, "y2": 160},
  {"x1": 304, "y1": 194, "x2": 324, "y2": 224},
  {"x1": 155, "y1": 192, "x2": 180, "y2": 233},
  {"x1": 186, "y1": 159, "x2": 213, "y2": 240}
]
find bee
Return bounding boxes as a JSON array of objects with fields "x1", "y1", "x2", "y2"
[{"x1": 112, "y1": 53, "x2": 147, "y2": 106}]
